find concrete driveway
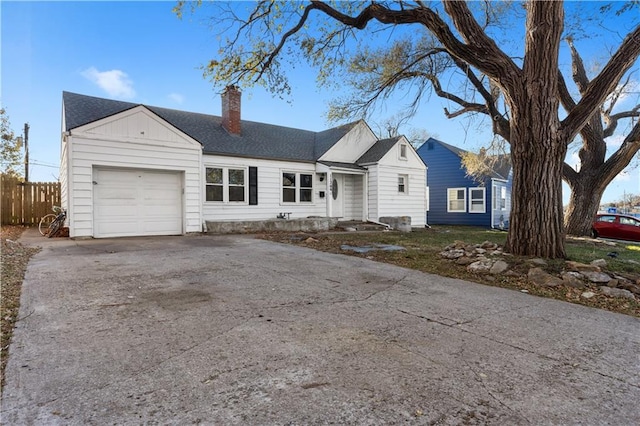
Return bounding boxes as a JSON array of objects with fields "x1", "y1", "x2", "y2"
[{"x1": 2, "y1": 231, "x2": 639, "y2": 425}]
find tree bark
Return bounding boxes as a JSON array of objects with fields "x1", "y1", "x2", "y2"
[
  {"x1": 506, "y1": 98, "x2": 567, "y2": 258},
  {"x1": 564, "y1": 175, "x2": 606, "y2": 237},
  {"x1": 504, "y1": 1, "x2": 566, "y2": 258}
]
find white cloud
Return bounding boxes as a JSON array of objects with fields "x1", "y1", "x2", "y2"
[
  {"x1": 168, "y1": 93, "x2": 185, "y2": 104},
  {"x1": 81, "y1": 67, "x2": 135, "y2": 99}
]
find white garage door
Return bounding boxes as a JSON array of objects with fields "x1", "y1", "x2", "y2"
[{"x1": 93, "y1": 168, "x2": 183, "y2": 238}]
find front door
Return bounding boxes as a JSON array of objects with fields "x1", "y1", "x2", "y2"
[{"x1": 331, "y1": 175, "x2": 344, "y2": 218}]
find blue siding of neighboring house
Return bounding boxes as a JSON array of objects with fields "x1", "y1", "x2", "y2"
[{"x1": 417, "y1": 138, "x2": 495, "y2": 227}]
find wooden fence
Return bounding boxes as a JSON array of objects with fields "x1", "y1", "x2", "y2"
[{"x1": 1, "y1": 174, "x2": 61, "y2": 225}]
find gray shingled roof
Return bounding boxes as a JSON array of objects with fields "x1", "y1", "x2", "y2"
[
  {"x1": 62, "y1": 91, "x2": 360, "y2": 163},
  {"x1": 357, "y1": 137, "x2": 401, "y2": 164},
  {"x1": 318, "y1": 161, "x2": 366, "y2": 171}
]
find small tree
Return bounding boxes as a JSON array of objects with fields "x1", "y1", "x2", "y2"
[{"x1": 0, "y1": 108, "x2": 23, "y2": 179}]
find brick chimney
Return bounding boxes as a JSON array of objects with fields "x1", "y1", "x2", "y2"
[{"x1": 221, "y1": 85, "x2": 241, "y2": 135}]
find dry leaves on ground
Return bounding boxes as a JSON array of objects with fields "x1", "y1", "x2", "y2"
[{"x1": 1, "y1": 226, "x2": 40, "y2": 391}]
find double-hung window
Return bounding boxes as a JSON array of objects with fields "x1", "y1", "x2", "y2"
[
  {"x1": 206, "y1": 167, "x2": 246, "y2": 203},
  {"x1": 282, "y1": 172, "x2": 313, "y2": 203},
  {"x1": 447, "y1": 188, "x2": 466, "y2": 212},
  {"x1": 398, "y1": 175, "x2": 408, "y2": 193},
  {"x1": 469, "y1": 187, "x2": 486, "y2": 213}
]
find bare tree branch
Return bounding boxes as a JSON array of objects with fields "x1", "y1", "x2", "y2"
[{"x1": 561, "y1": 23, "x2": 640, "y2": 141}]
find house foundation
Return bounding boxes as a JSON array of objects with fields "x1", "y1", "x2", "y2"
[{"x1": 205, "y1": 218, "x2": 339, "y2": 234}]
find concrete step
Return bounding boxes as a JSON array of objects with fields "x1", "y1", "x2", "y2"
[{"x1": 337, "y1": 221, "x2": 389, "y2": 232}]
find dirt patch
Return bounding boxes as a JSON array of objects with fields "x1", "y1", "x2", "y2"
[{"x1": 1, "y1": 226, "x2": 40, "y2": 392}]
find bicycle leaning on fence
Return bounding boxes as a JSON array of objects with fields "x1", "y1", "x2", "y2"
[{"x1": 38, "y1": 206, "x2": 67, "y2": 238}]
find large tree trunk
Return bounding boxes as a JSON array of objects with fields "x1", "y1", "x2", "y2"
[
  {"x1": 506, "y1": 112, "x2": 567, "y2": 258},
  {"x1": 504, "y1": 2, "x2": 566, "y2": 258},
  {"x1": 564, "y1": 177, "x2": 605, "y2": 237}
]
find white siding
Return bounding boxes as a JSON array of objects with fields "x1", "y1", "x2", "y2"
[
  {"x1": 367, "y1": 165, "x2": 379, "y2": 221},
  {"x1": 60, "y1": 135, "x2": 69, "y2": 212},
  {"x1": 319, "y1": 121, "x2": 378, "y2": 163},
  {"x1": 370, "y1": 137, "x2": 427, "y2": 227},
  {"x1": 203, "y1": 155, "x2": 328, "y2": 221},
  {"x1": 343, "y1": 174, "x2": 364, "y2": 220},
  {"x1": 65, "y1": 107, "x2": 202, "y2": 238}
]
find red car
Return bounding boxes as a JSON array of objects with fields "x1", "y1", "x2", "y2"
[{"x1": 592, "y1": 214, "x2": 640, "y2": 242}]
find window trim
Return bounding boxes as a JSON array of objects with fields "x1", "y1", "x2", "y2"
[
  {"x1": 469, "y1": 187, "x2": 486, "y2": 214},
  {"x1": 281, "y1": 170, "x2": 314, "y2": 204},
  {"x1": 204, "y1": 165, "x2": 248, "y2": 204},
  {"x1": 399, "y1": 143, "x2": 408, "y2": 160},
  {"x1": 447, "y1": 187, "x2": 466, "y2": 213},
  {"x1": 398, "y1": 174, "x2": 408, "y2": 194}
]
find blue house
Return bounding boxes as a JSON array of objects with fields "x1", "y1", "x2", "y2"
[{"x1": 417, "y1": 138, "x2": 512, "y2": 228}]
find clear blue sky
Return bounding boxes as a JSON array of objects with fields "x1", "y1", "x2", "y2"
[{"x1": 2, "y1": 1, "x2": 638, "y2": 205}]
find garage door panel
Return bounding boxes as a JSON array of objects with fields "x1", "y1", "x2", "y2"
[
  {"x1": 96, "y1": 205, "x2": 139, "y2": 217},
  {"x1": 144, "y1": 189, "x2": 180, "y2": 202},
  {"x1": 99, "y1": 188, "x2": 138, "y2": 200},
  {"x1": 143, "y1": 220, "x2": 183, "y2": 233},
  {"x1": 94, "y1": 168, "x2": 183, "y2": 238},
  {"x1": 142, "y1": 206, "x2": 181, "y2": 216},
  {"x1": 95, "y1": 220, "x2": 140, "y2": 235}
]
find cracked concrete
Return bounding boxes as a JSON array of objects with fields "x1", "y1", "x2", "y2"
[{"x1": 2, "y1": 230, "x2": 639, "y2": 425}]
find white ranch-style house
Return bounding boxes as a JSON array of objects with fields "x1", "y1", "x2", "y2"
[{"x1": 60, "y1": 87, "x2": 427, "y2": 238}]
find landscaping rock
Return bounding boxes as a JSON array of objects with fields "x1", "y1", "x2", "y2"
[
  {"x1": 599, "y1": 286, "x2": 636, "y2": 301},
  {"x1": 528, "y1": 267, "x2": 563, "y2": 288},
  {"x1": 565, "y1": 261, "x2": 601, "y2": 272},
  {"x1": 529, "y1": 258, "x2": 548, "y2": 266},
  {"x1": 606, "y1": 279, "x2": 619, "y2": 288},
  {"x1": 455, "y1": 256, "x2": 477, "y2": 266},
  {"x1": 467, "y1": 259, "x2": 494, "y2": 273},
  {"x1": 481, "y1": 241, "x2": 498, "y2": 250},
  {"x1": 440, "y1": 249, "x2": 465, "y2": 259},
  {"x1": 489, "y1": 260, "x2": 509, "y2": 275},
  {"x1": 561, "y1": 272, "x2": 586, "y2": 289},
  {"x1": 581, "y1": 291, "x2": 596, "y2": 299},
  {"x1": 617, "y1": 282, "x2": 640, "y2": 295},
  {"x1": 590, "y1": 259, "x2": 607, "y2": 268},
  {"x1": 582, "y1": 271, "x2": 612, "y2": 284}
]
